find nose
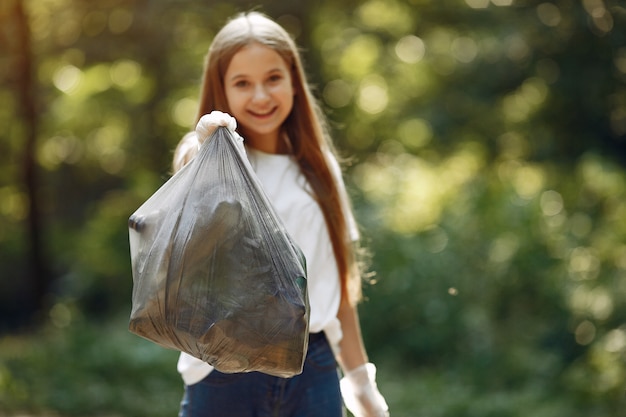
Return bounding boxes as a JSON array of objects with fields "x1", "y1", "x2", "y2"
[{"x1": 252, "y1": 84, "x2": 270, "y2": 103}]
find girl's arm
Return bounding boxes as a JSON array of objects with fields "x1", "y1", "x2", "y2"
[
  {"x1": 172, "y1": 132, "x2": 200, "y2": 173},
  {"x1": 336, "y1": 297, "x2": 390, "y2": 417},
  {"x1": 336, "y1": 296, "x2": 368, "y2": 371}
]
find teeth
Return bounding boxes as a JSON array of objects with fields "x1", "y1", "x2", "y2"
[{"x1": 250, "y1": 108, "x2": 275, "y2": 117}]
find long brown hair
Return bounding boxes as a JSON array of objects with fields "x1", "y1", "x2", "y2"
[{"x1": 186, "y1": 11, "x2": 362, "y2": 303}]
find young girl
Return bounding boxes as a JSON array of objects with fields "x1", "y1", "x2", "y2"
[{"x1": 172, "y1": 12, "x2": 389, "y2": 417}]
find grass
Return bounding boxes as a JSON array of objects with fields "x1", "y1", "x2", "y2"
[
  {"x1": 0, "y1": 314, "x2": 182, "y2": 417},
  {"x1": 0, "y1": 313, "x2": 618, "y2": 417}
]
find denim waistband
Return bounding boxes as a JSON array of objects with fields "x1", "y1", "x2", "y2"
[{"x1": 308, "y1": 331, "x2": 326, "y2": 344}]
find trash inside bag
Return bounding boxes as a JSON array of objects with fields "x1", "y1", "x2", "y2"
[{"x1": 128, "y1": 127, "x2": 310, "y2": 378}]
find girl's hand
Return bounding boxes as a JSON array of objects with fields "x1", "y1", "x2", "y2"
[
  {"x1": 340, "y1": 363, "x2": 389, "y2": 417},
  {"x1": 196, "y1": 111, "x2": 237, "y2": 144}
]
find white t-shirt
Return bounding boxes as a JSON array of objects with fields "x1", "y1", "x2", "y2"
[{"x1": 177, "y1": 146, "x2": 358, "y2": 385}]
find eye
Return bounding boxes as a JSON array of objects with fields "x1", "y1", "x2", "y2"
[
  {"x1": 233, "y1": 79, "x2": 249, "y2": 88},
  {"x1": 268, "y1": 73, "x2": 283, "y2": 83}
]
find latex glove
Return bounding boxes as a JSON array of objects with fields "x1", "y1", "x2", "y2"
[
  {"x1": 340, "y1": 363, "x2": 389, "y2": 417},
  {"x1": 195, "y1": 111, "x2": 237, "y2": 145}
]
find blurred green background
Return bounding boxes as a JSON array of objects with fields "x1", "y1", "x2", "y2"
[{"x1": 1, "y1": 0, "x2": 626, "y2": 416}]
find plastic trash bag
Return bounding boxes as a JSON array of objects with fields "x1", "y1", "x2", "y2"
[{"x1": 128, "y1": 127, "x2": 310, "y2": 378}]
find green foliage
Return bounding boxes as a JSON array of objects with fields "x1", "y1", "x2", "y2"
[
  {"x1": 359, "y1": 152, "x2": 626, "y2": 416},
  {"x1": 0, "y1": 314, "x2": 182, "y2": 416},
  {"x1": 1, "y1": 0, "x2": 626, "y2": 415}
]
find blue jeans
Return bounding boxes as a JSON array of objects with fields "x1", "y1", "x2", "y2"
[{"x1": 179, "y1": 332, "x2": 344, "y2": 417}]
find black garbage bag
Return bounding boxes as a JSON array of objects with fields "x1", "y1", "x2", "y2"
[{"x1": 128, "y1": 127, "x2": 309, "y2": 378}]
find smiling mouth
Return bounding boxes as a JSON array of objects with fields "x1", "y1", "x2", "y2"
[{"x1": 248, "y1": 107, "x2": 277, "y2": 118}]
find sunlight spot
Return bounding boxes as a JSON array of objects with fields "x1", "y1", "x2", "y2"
[
  {"x1": 358, "y1": 75, "x2": 388, "y2": 115},
  {"x1": 0, "y1": 187, "x2": 28, "y2": 221},
  {"x1": 126, "y1": 77, "x2": 155, "y2": 104},
  {"x1": 110, "y1": 59, "x2": 141, "y2": 90},
  {"x1": 604, "y1": 329, "x2": 626, "y2": 353},
  {"x1": 323, "y1": 79, "x2": 353, "y2": 108},
  {"x1": 537, "y1": 3, "x2": 562, "y2": 27},
  {"x1": 451, "y1": 37, "x2": 478, "y2": 63},
  {"x1": 589, "y1": 288, "x2": 613, "y2": 320},
  {"x1": 38, "y1": 134, "x2": 84, "y2": 168},
  {"x1": 575, "y1": 320, "x2": 596, "y2": 345},
  {"x1": 505, "y1": 35, "x2": 529, "y2": 62},
  {"x1": 498, "y1": 131, "x2": 529, "y2": 159},
  {"x1": 53, "y1": 65, "x2": 82, "y2": 93},
  {"x1": 593, "y1": 12, "x2": 614, "y2": 34},
  {"x1": 489, "y1": 234, "x2": 519, "y2": 263},
  {"x1": 491, "y1": 0, "x2": 513, "y2": 5},
  {"x1": 426, "y1": 29, "x2": 458, "y2": 75},
  {"x1": 395, "y1": 35, "x2": 426, "y2": 64},
  {"x1": 569, "y1": 213, "x2": 592, "y2": 238},
  {"x1": 172, "y1": 97, "x2": 198, "y2": 128},
  {"x1": 502, "y1": 94, "x2": 527, "y2": 123},
  {"x1": 583, "y1": 0, "x2": 613, "y2": 34},
  {"x1": 87, "y1": 125, "x2": 127, "y2": 174},
  {"x1": 583, "y1": 0, "x2": 605, "y2": 16},
  {"x1": 521, "y1": 77, "x2": 549, "y2": 105},
  {"x1": 100, "y1": 150, "x2": 127, "y2": 175},
  {"x1": 497, "y1": 159, "x2": 521, "y2": 182},
  {"x1": 569, "y1": 247, "x2": 600, "y2": 281},
  {"x1": 502, "y1": 78, "x2": 548, "y2": 123},
  {"x1": 89, "y1": 126, "x2": 124, "y2": 153},
  {"x1": 570, "y1": 286, "x2": 588, "y2": 312},
  {"x1": 543, "y1": 211, "x2": 566, "y2": 230},
  {"x1": 580, "y1": 155, "x2": 625, "y2": 198},
  {"x1": 540, "y1": 190, "x2": 564, "y2": 216},
  {"x1": 352, "y1": 159, "x2": 398, "y2": 202},
  {"x1": 85, "y1": 64, "x2": 113, "y2": 94},
  {"x1": 615, "y1": 48, "x2": 626, "y2": 74},
  {"x1": 464, "y1": 0, "x2": 489, "y2": 8},
  {"x1": 512, "y1": 164, "x2": 545, "y2": 199},
  {"x1": 50, "y1": 303, "x2": 72, "y2": 328},
  {"x1": 374, "y1": 155, "x2": 441, "y2": 232},
  {"x1": 339, "y1": 34, "x2": 382, "y2": 79},
  {"x1": 448, "y1": 287, "x2": 459, "y2": 296},
  {"x1": 569, "y1": 286, "x2": 614, "y2": 321},
  {"x1": 442, "y1": 143, "x2": 485, "y2": 185},
  {"x1": 397, "y1": 118, "x2": 432, "y2": 150},
  {"x1": 353, "y1": 145, "x2": 485, "y2": 234},
  {"x1": 357, "y1": 0, "x2": 413, "y2": 35}
]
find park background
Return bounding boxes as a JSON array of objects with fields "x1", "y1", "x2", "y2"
[{"x1": 1, "y1": 0, "x2": 626, "y2": 416}]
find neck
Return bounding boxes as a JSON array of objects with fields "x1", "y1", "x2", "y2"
[{"x1": 241, "y1": 129, "x2": 291, "y2": 154}]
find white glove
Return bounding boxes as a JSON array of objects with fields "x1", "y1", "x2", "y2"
[
  {"x1": 340, "y1": 363, "x2": 389, "y2": 417},
  {"x1": 195, "y1": 110, "x2": 237, "y2": 144}
]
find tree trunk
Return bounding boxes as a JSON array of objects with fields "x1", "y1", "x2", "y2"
[{"x1": 12, "y1": 0, "x2": 50, "y2": 319}]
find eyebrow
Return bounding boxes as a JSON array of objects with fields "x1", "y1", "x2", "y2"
[{"x1": 227, "y1": 67, "x2": 286, "y2": 82}]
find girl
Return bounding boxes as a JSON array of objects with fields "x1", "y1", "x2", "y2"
[{"x1": 172, "y1": 11, "x2": 389, "y2": 417}]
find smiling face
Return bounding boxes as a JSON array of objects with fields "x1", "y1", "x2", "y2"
[{"x1": 223, "y1": 42, "x2": 295, "y2": 153}]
